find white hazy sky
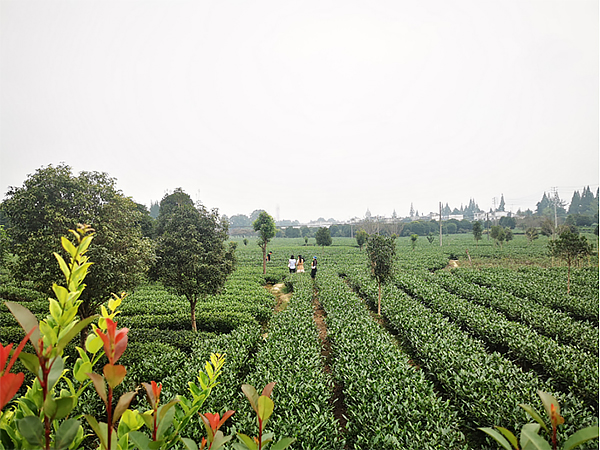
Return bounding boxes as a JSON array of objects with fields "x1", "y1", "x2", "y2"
[{"x1": 1, "y1": 0, "x2": 598, "y2": 223}]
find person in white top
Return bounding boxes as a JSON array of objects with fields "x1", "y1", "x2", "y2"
[{"x1": 288, "y1": 255, "x2": 297, "y2": 273}]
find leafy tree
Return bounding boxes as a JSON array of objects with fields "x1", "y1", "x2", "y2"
[
  {"x1": 410, "y1": 234, "x2": 418, "y2": 250},
  {"x1": 253, "y1": 211, "x2": 276, "y2": 275},
  {"x1": 525, "y1": 227, "x2": 539, "y2": 244},
  {"x1": 250, "y1": 209, "x2": 265, "y2": 223},
  {"x1": 490, "y1": 225, "x2": 506, "y2": 248},
  {"x1": 300, "y1": 226, "x2": 310, "y2": 237},
  {"x1": 548, "y1": 229, "x2": 594, "y2": 294},
  {"x1": 230, "y1": 214, "x2": 251, "y2": 228},
  {"x1": 497, "y1": 194, "x2": 505, "y2": 212},
  {"x1": 355, "y1": 229, "x2": 367, "y2": 250},
  {"x1": 366, "y1": 234, "x2": 396, "y2": 315},
  {"x1": 0, "y1": 164, "x2": 153, "y2": 328},
  {"x1": 472, "y1": 221, "x2": 483, "y2": 245},
  {"x1": 135, "y1": 202, "x2": 155, "y2": 238},
  {"x1": 315, "y1": 227, "x2": 332, "y2": 247},
  {"x1": 154, "y1": 190, "x2": 236, "y2": 331},
  {"x1": 505, "y1": 227, "x2": 513, "y2": 244},
  {"x1": 284, "y1": 227, "x2": 301, "y2": 238},
  {"x1": 499, "y1": 216, "x2": 516, "y2": 229},
  {"x1": 149, "y1": 200, "x2": 160, "y2": 219},
  {"x1": 540, "y1": 218, "x2": 555, "y2": 238}
]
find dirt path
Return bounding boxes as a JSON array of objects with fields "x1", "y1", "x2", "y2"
[
  {"x1": 266, "y1": 282, "x2": 292, "y2": 312},
  {"x1": 266, "y1": 281, "x2": 348, "y2": 443},
  {"x1": 312, "y1": 288, "x2": 348, "y2": 440}
]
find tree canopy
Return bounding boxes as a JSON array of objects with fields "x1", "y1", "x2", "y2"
[
  {"x1": 548, "y1": 229, "x2": 594, "y2": 294},
  {"x1": 153, "y1": 189, "x2": 236, "y2": 331},
  {"x1": 253, "y1": 211, "x2": 276, "y2": 274},
  {"x1": 366, "y1": 234, "x2": 397, "y2": 315},
  {"x1": 315, "y1": 227, "x2": 332, "y2": 247},
  {"x1": 0, "y1": 163, "x2": 153, "y2": 321},
  {"x1": 355, "y1": 229, "x2": 367, "y2": 250}
]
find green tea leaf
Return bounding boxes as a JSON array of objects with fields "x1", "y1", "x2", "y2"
[
  {"x1": 519, "y1": 404, "x2": 550, "y2": 434},
  {"x1": 17, "y1": 416, "x2": 44, "y2": 447},
  {"x1": 236, "y1": 433, "x2": 258, "y2": 450},
  {"x1": 271, "y1": 437, "x2": 296, "y2": 450},
  {"x1": 495, "y1": 427, "x2": 519, "y2": 450},
  {"x1": 54, "y1": 395, "x2": 75, "y2": 420},
  {"x1": 113, "y1": 391, "x2": 137, "y2": 424},
  {"x1": 5, "y1": 301, "x2": 40, "y2": 350},
  {"x1": 478, "y1": 427, "x2": 514, "y2": 450},
  {"x1": 54, "y1": 418, "x2": 80, "y2": 449},
  {"x1": 129, "y1": 431, "x2": 152, "y2": 450},
  {"x1": 562, "y1": 426, "x2": 600, "y2": 450},
  {"x1": 257, "y1": 395, "x2": 274, "y2": 425},
  {"x1": 47, "y1": 355, "x2": 65, "y2": 391},
  {"x1": 520, "y1": 423, "x2": 549, "y2": 450}
]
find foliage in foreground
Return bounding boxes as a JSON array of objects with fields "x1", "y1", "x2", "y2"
[
  {"x1": 480, "y1": 391, "x2": 598, "y2": 450},
  {"x1": 0, "y1": 226, "x2": 292, "y2": 450}
]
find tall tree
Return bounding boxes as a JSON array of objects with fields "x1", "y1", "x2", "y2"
[
  {"x1": 315, "y1": 227, "x2": 332, "y2": 247},
  {"x1": 149, "y1": 200, "x2": 160, "y2": 219},
  {"x1": 548, "y1": 230, "x2": 594, "y2": 294},
  {"x1": 366, "y1": 234, "x2": 397, "y2": 315},
  {"x1": 355, "y1": 229, "x2": 368, "y2": 250},
  {"x1": 253, "y1": 211, "x2": 276, "y2": 275},
  {"x1": 154, "y1": 190, "x2": 236, "y2": 331},
  {"x1": 0, "y1": 164, "x2": 153, "y2": 327},
  {"x1": 498, "y1": 194, "x2": 505, "y2": 212}
]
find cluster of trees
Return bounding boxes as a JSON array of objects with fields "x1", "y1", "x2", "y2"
[{"x1": 0, "y1": 164, "x2": 236, "y2": 333}]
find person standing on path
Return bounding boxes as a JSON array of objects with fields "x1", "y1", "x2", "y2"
[
  {"x1": 310, "y1": 256, "x2": 317, "y2": 279},
  {"x1": 297, "y1": 255, "x2": 305, "y2": 273},
  {"x1": 288, "y1": 255, "x2": 297, "y2": 273}
]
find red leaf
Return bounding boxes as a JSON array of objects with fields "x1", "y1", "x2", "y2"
[
  {"x1": 0, "y1": 372, "x2": 24, "y2": 410},
  {"x1": 103, "y1": 364, "x2": 127, "y2": 389}
]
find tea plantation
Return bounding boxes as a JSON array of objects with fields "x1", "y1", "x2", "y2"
[{"x1": 1, "y1": 233, "x2": 598, "y2": 449}]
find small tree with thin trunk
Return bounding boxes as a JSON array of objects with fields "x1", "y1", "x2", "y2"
[
  {"x1": 253, "y1": 211, "x2": 276, "y2": 275},
  {"x1": 490, "y1": 225, "x2": 506, "y2": 248},
  {"x1": 366, "y1": 234, "x2": 397, "y2": 316},
  {"x1": 525, "y1": 227, "x2": 539, "y2": 244},
  {"x1": 548, "y1": 229, "x2": 594, "y2": 294},
  {"x1": 410, "y1": 234, "x2": 418, "y2": 250},
  {"x1": 472, "y1": 221, "x2": 483, "y2": 246},
  {"x1": 356, "y1": 229, "x2": 367, "y2": 250}
]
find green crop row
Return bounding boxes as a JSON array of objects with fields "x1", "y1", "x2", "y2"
[
  {"x1": 238, "y1": 274, "x2": 343, "y2": 450},
  {"x1": 118, "y1": 310, "x2": 259, "y2": 334},
  {"x1": 431, "y1": 271, "x2": 599, "y2": 355},
  {"x1": 160, "y1": 323, "x2": 264, "y2": 442},
  {"x1": 395, "y1": 271, "x2": 598, "y2": 407},
  {"x1": 0, "y1": 284, "x2": 47, "y2": 303},
  {"x1": 317, "y1": 269, "x2": 467, "y2": 450},
  {"x1": 453, "y1": 268, "x2": 599, "y2": 324},
  {"x1": 344, "y1": 268, "x2": 598, "y2": 448}
]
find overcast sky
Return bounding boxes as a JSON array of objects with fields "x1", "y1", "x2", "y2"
[{"x1": 1, "y1": 0, "x2": 598, "y2": 223}]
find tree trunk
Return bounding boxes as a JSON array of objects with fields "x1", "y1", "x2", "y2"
[
  {"x1": 190, "y1": 297, "x2": 197, "y2": 332},
  {"x1": 567, "y1": 260, "x2": 571, "y2": 295},
  {"x1": 262, "y1": 245, "x2": 267, "y2": 275},
  {"x1": 378, "y1": 282, "x2": 382, "y2": 316}
]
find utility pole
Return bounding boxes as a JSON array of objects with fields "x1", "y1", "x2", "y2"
[
  {"x1": 439, "y1": 202, "x2": 443, "y2": 246},
  {"x1": 551, "y1": 187, "x2": 558, "y2": 231}
]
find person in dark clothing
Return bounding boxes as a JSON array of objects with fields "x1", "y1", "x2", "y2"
[{"x1": 310, "y1": 256, "x2": 317, "y2": 279}]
